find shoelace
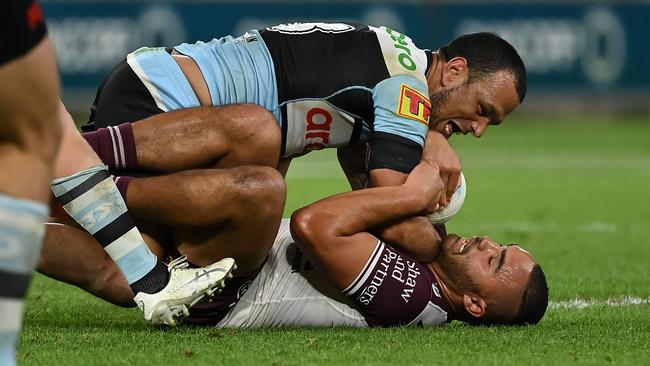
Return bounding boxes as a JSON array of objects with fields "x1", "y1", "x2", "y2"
[{"x1": 168, "y1": 255, "x2": 190, "y2": 270}]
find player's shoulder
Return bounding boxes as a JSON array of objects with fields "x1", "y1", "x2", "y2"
[
  {"x1": 366, "y1": 25, "x2": 429, "y2": 84},
  {"x1": 343, "y1": 242, "x2": 449, "y2": 327}
]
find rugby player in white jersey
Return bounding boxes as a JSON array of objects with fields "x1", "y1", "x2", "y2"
[{"x1": 38, "y1": 160, "x2": 548, "y2": 327}]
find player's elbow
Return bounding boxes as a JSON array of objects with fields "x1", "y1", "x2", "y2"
[
  {"x1": 290, "y1": 207, "x2": 335, "y2": 257},
  {"x1": 290, "y1": 208, "x2": 317, "y2": 250}
]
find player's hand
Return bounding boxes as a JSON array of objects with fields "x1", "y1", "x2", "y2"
[
  {"x1": 421, "y1": 130, "x2": 461, "y2": 208},
  {"x1": 404, "y1": 161, "x2": 445, "y2": 214}
]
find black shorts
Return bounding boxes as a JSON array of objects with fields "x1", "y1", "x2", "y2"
[
  {"x1": 0, "y1": 0, "x2": 48, "y2": 66},
  {"x1": 82, "y1": 57, "x2": 164, "y2": 132}
]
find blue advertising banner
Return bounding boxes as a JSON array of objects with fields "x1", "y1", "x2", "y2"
[{"x1": 41, "y1": 1, "x2": 650, "y2": 109}]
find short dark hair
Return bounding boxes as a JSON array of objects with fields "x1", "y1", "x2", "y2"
[
  {"x1": 438, "y1": 32, "x2": 527, "y2": 103},
  {"x1": 467, "y1": 264, "x2": 549, "y2": 327},
  {"x1": 511, "y1": 264, "x2": 549, "y2": 325}
]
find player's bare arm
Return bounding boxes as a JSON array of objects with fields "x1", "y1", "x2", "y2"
[
  {"x1": 421, "y1": 130, "x2": 461, "y2": 204},
  {"x1": 291, "y1": 161, "x2": 444, "y2": 288},
  {"x1": 337, "y1": 134, "x2": 455, "y2": 261}
]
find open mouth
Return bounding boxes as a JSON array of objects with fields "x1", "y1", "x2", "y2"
[
  {"x1": 456, "y1": 237, "x2": 482, "y2": 254},
  {"x1": 457, "y1": 238, "x2": 470, "y2": 254},
  {"x1": 442, "y1": 120, "x2": 462, "y2": 138}
]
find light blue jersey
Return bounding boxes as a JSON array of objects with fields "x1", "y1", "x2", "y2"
[
  {"x1": 122, "y1": 23, "x2": 433, "y2": 163},
  {"x1": 127, "y1": 30, "x2": 280, "y2": 123}
]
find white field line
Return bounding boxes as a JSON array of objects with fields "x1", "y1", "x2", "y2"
[
  {"x1": 464, "y1": 221, "x2": 621, "y2": 233},
  {"x1": 550, "y1": 297, "x2": 650, "y2": 309}
]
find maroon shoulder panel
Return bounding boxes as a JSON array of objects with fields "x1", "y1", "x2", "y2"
[{"x1": 343, "y1": 241, "x2": 450, "y2": 327}]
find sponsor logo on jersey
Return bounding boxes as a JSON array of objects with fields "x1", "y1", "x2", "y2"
[
  {"x1": 235, "y1": 31, "x2": 258, "y2": 44},
  {"x1": 284, "y1": 100, "x2": 357, "y2": 157},
  {"x1": 266, "y1": 22, "x2": 355, "y2": 35},
  {"x1": 290, "y1": 244, "x2": 314, "y2": 273},
  {"x1": 236, "y1": 280, "x2": 252, "y2": 300},
  {"x1": 370, "y1": 26, "x2": 427, "y2": 81},
  {"x1": 431, "y1": 282, "x2": 441, "y2": 298},
  {"x1": 304, "y1": 107, "x2": 333, "y2": 152},
  {"x1": 397, "y1": 84, "x2": 431, "y2": 126},
  {"x1": 386, "y1": 28, "x2": 416, "y2": 72}
]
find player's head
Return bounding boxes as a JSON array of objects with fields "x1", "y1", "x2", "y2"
[
  {"x1": 427, "y1": 32, "x2": 527, "y2": 139},
  {"x1": 431, "y1": 234, "x2": 548, "y2": 326}
]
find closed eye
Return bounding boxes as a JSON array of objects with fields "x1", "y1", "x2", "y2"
[{"x1": 496, "y1": 244, "x2": 516, "y2": 272}]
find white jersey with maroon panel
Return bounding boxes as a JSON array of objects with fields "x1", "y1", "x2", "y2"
[
  {"x1": 217, "y1": 219, "x2": 366, "y2": 328},
  {"x1": 216, "y1": 219, "x2": 451, "y2": 328}
]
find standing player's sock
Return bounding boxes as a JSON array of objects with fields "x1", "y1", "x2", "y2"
[
  {"x1": 51, "y1": 165, "x2": 168, "y2": 295},
  {"x1": 0, "y1": 194, "x2": 48, "y2": 366},
  {"x1": 82, "y1": 123, "x2": 138, "y2": 170}
]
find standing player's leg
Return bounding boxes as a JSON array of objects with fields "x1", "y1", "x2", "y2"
[
  {"x1": 0, "y1": 1, "x2": 61, "y2": 363},
  {"x1": 51, "y1": 103, "x2": 237, "y2": 326}
]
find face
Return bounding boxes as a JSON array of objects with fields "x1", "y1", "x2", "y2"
[
  {"x1": 433, "y1": 234, "x2": 536, "y2": 321},
  {"x1": 429, "y1": 70, "x2": 520, "y2": 139}
]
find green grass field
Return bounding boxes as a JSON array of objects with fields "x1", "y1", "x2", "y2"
[{"x1": 20, "y1": 116, "x2": 650, "y2": 365}]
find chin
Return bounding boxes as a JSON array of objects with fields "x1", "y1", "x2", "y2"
[
  {"x1": 430, "y1": 120, "x2": 452, "y2": 139},
  {"x1": 439, "y1": 234, "x2": 460, "y2": 256},
  {"x1": 431, "y1": 121, "x2": 445, "y2": 133}
]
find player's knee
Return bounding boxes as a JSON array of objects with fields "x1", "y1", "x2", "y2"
[
  {"x1": 233, "y1": 166, "x2": 286, "y2": 219},
  {"x1": 243, "y1": 104, "x2": 279, "y2": 134},
  {"x1": 225, "y1": 104, "x2": 281, "y2": 164},
  {"x1": 250, "y1": 105, "x2": 281, "y2": 145},
  {"x1": 1, "y1": 98, "x2": 62, "y2": 162}
]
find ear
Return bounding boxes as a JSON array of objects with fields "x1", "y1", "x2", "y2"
[
  {"x1": 441, "y1": 57, "x2": 468, "y2": 87},
  {"x1": 463, "y1": 293, "x2": 487, "y2": 318}
]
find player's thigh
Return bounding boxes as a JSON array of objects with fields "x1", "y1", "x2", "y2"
[{"x1": 0, "y1": 37, "x2": 60, "y2": 145}]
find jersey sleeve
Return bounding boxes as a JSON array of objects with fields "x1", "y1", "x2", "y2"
[
  {"x1": 342, "y1": 241, "x2": 449, "y2": 327},
  {"x1": 372, "y1": 75, "x2": 431, "y2": 147}
]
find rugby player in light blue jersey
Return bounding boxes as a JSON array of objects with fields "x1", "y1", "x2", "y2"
[
  {"x1": 83, "y1": 23, "x2": 525, "y2": 186},
  {"x1": 80, "y1": 22, "x2": 526, "y2": 261}
]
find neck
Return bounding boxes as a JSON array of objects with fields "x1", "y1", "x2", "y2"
[
  {"x1": 426, "y1": 51, "x2": 444, "y2": 95},
  {"x1": 427, "y1": 263, "x2": 463, "y2": 320}
]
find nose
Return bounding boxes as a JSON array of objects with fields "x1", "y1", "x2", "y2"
[
  {"x1": 470, "y1": 120, "x2": 488, "y2": 138},
  {"x1": 477, "y1": 237, "x2": 498, "y2": 252}
]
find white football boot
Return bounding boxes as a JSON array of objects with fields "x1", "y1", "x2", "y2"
[{"x1": 134, "y1": 255, "x2": 236, "y2": 326}]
